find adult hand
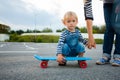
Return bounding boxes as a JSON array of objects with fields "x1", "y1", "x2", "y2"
[{"x1": 87, "y1": 36, "x2": 96, "y2": 49}]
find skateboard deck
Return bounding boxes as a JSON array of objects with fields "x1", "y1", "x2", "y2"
[{"x1": 34, "y1": 54, "x2": 92, "y2": 69}]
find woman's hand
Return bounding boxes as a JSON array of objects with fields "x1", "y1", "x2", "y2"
[{"x1": 87, "y1": 36, "x2": 96, "y2": 49}]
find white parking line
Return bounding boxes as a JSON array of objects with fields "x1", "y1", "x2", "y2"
[
  {"x1": 0, "y1": 44, "x2": 5, "y2": 47},
  {"x1": 23, "y1": 43, "x2": 36, "y2": 50}
]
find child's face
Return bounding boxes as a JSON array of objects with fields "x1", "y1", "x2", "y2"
[{"x1": 63, "y1": 16, "x2": 78, "y2": 32}]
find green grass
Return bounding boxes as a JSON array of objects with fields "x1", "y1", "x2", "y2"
[{"x1": 8, "y1": 34, "x2": 103, "y2": 44}]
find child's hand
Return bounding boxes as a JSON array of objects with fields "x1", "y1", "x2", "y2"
[{"x1": 57, "y1": 54, "x2": 65, "y2": 64}]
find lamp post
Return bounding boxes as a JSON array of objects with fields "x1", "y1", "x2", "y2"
[{"x1": 34, "y1": 14, "x2": 37, "y2": 42}]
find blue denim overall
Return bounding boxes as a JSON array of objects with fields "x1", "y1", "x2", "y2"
[{"x1": 62, "y1": 31, "x2": 85, "y2": 57}]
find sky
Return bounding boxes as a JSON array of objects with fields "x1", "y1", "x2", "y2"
[{"x1": 0, "y1": 0, "x2": 104, "y2": 32}]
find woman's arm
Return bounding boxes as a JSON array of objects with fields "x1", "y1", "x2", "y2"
[{"x1": 84, "y1": 0, "x2": 96, "y2": 49}]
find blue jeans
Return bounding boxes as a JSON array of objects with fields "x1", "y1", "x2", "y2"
[
  {"x1": 103, "y1": 3, "x2": 120, "y2": 59},
  {"x1": 61, "y1": 32, "x2": 85, "y2": 57}
]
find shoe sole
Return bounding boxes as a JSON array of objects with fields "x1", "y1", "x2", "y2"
[
  {"x1": 112, "y1": 63, "x2": 120, "y2": 67},
  {"x1": 58, "y1": 62, "x2": 66, "y2": 66},
  {"x1": 96, "y1": 62, "x2": 109, "y2": 65}
]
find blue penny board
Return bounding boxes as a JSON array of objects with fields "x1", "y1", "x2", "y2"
[{"x1": 34, "y1": 54, "x2": 92, "y2": 61}]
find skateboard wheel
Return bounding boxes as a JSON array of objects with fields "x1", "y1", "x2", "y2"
[
  {"x1": 40, "y1": 61, "x2": 48, "y2": 68},
  {"x1": 79, "y1": 61, "x2": 87, "y2": 69}
]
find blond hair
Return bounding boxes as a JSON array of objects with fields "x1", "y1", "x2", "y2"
[
  {"x1": 83, "y1": 0, "x2": 87, "y2": 3},
  {"x1": 63, "y1": 11, "x2": 78, "y2": 21}
]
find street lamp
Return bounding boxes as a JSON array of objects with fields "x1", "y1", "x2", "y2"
[{"x1": 34, "y1": 13, "x2": 38, "y2": 42}]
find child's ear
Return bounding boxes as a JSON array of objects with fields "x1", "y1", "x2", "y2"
[
  {"x1": 61, "y1": 19, "x2": 65, "y2": 24},
  {"x1": 76, "y1": 20, "x2": 78, "y2": 24}
]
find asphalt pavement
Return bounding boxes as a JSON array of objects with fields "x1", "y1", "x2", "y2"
[{"x1": 0, "y1": 42, "x2": 119, "y2": 80}]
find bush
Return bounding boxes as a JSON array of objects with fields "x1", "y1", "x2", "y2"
[
  {"x1": 9, "y1": 34, "x2": 19, "y2": 42},
  {"x1": 35, "y1": 35, "x2": 59, "y2": 43},
  {"x1": 8, "y1": 34, "x2": 104, "y2": 44},
  {"x1": 95, "y1": 39, "x2": 103, "y2": 44}
]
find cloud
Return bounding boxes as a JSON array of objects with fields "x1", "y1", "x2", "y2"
[
  {"x1": 0, "y1": 0, "x2": 105, "y2": 31},
  {"x1": 0, "y1": 0, "x2": 60, "y2": 27},
  {"x1": 0, "y1": 0, "x2": 32, "y2": 25}
]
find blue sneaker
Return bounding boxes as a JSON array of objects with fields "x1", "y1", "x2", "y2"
[
  {"x1": 96, "y1": 57, "x2": 110, "y2": 65},
  {"x1": 112, "y1": 58, "x2": 120, "y2": 67}
]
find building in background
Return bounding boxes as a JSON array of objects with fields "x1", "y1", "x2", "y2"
[{"x1": 0, "y1": 34, "x2": 9, "y2": 41}]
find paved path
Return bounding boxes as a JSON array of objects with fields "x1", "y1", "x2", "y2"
[{"x1": 0, "y1": 42, "x2": 119, "y2": 80}]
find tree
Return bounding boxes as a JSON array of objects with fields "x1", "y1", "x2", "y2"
[
  {"x1": 26, "y1": 29, "x2": 33, "y2": 33},
  {"x1": 56, "y1": 29, "x2": 62, "y2": 32},
  {"x1": 93, "y1": 25, "x2": 100, "y2": 33},
  {"x1": 61, "y1": 28, "x2": 66, "y2": 31},
  {"x1": 0, "y1": 24, "x2": 10, "y2": 33},
  {"x1": 42, "y1": 27, "x2": 52, "y2": 32},
  {"x1": 16, "y1": 30, "x2": 24, "y2": 35},
  {"x1": 99, "y1": 25, "x2": 106, "y2": 33},
  {"x1": 79, "y1": 27, "x2": 87, "y2": 33},
  {"x1": 56, "y1": 28, "x2": 66, "y2": 32},
  {"x1": 10, "y1": 30, "x2": 16, "y2": 34},
  {"x1": 33, "y1": 29, "x2": 41, "y2": 33}
]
